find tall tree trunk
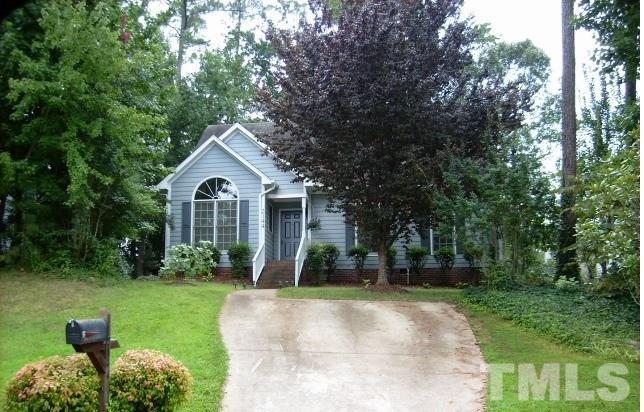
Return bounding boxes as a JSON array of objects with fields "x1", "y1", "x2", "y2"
[
  {"x1": 176, "y1": 0, "x2": 188, "y2": 82},
  {"x1": 558, "y1": 0, "x2": 580, "y2": 280},
  {"x1": 624, "y1": 60, "x2": 637, "y2": 106},
  {"x1": 376, "y1": 238, "x2": 388, "y2": 285}
]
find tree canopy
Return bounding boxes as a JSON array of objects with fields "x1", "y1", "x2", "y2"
[{"x1": 260, "y1": 0, "x2": 541, "y2": 284}]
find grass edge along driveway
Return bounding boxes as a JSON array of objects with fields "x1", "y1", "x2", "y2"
[
  {"x1": 277, "y1": 286, "x2": 640, "y2": 412},
  {"x1": 0, "y1": 272, "x2": 233, "y2": 412}
]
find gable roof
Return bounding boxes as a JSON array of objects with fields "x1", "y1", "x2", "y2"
[
  {"x1": 157, "y1": 124, "x2": 273, "y2": 190},
  {"x1": 196, "y1": 122, "x2": 276, "y2": 149}
]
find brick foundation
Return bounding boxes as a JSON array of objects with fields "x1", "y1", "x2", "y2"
[
  {"x1": 214, "y1": 266, "x2": 252, "y2": 283},
  {"x1": 303, "y1": 267, "x2": 481, "y2": 287}
]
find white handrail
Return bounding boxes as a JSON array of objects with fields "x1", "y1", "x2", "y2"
[
  {"x1": 252, "y1": 242, "x2": 265, "y2": 286},
  {"x1": 294, "y1": 236, "x2": 309, "y2": 287}
]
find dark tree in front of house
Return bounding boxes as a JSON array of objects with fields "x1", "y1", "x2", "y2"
[{"x1": 260, "y1": 0, "x2": 535, "y2": 284}]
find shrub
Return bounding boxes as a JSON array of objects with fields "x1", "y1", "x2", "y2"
[
  {"x1": 320, "y1": 243, "x2": 340, "y2": 277},
  {"x1": 160, "y1": 244, "x2": 196, "y2": 278},
  {"x1": 433, "y1": 246, "x2": 455, "y2": 271},
  {"x1": 5, "y1": 354, "x2": 99, "y2": 411},
  {"x1": 198, "y1": 241, "x2": 221, "y2": 266},
  {"x1": 555, "y1": 276, "x2": 580, "y2": 293},
  {"x1": 482, "y1": 261, "x2": 513, "y2": 290},
  {"x1": 195, "y1": 241, "x2": 219, "y2": 278},
  {"x1": 405, "y1": 246, "x2": 429, "y2": 274},
  {"x1": 348, "y1": 245, "x2": 369, "y2": 275},
  {"x1": 462, "y1": 241, "x2": 484, "y2": 268},
  {"x1": 227, "y1": 242, "x2": 252, "y2": 278},
  {"x1": 111, "y1": 350, "x2": 193, "y2": 412},
  {"x1": 306, "y1": 244, "x2": 324, "y2": 284}
]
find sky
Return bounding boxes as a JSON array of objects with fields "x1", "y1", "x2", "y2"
[{"x1": 169, "y1": 0, "x2": 604, "y2": 172}]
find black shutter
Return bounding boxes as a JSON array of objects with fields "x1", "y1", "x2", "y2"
[
  {"x1": 345, "y1": 222, "x2": 355, "y2": 255},
  {"x1": 239, "y1": 200, "x2": 249, "y2": 243},
  {"x1": 181, "y1": 202, "x2": 191, "y2": 244}
]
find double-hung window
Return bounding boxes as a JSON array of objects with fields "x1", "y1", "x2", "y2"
[{"x1": 193, "y1": 177, "x2": 239, "y2": 250}]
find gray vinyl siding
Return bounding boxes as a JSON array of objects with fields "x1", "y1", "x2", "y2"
[
  {"x1": 169, "y1": 142, "x2": 261, "y2": 267},
  {"x1": 226, "y1": 132, "x2": 304, "y2": 196},
  {"x1": 309, "y1": 194, "x2": 469, "y2": 269}
]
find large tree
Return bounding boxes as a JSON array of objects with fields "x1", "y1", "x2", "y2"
[
  {"x1": 1, "y1": 0, "x2": 169, "y2": 273},
  {"x1": 558, "y1": 0, "x2": 579, "y2": 280},
  {"x1": 577, "y1": 0, "x2": 639, "y2": 107},
  {"x1": 261, "y1": 0, "x2": 536, "y2": 284}
]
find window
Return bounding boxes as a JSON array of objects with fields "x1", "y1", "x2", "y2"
[
  {"x1": 432, "y1": 227, "x2": 454, "y2": 254},
  {"x1": 193, "y1": 177, "x2": 238, "y2": 250},
  {"x1": 356, "y1": 226, "x2": 378, "y2": 253}
]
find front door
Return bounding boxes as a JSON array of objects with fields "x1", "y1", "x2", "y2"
[{"x1": 280, "y1": 211, "x2": 301, "y2": 260}]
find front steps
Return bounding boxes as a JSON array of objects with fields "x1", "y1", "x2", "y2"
[{"x1": 256, "y1": 260, "x2": 295, "y2": 289}]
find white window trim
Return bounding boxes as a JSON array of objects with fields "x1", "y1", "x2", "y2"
[
  {"x1": 429, "y1": 226, "x2": 459, "y2": 256},
  {"x1": 190, "y1": 176, "x2": 240, "y2": 252}
]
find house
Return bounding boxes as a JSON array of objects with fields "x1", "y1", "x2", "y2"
[{"x1": 157, "y1": 123, "x2": 480, "y2": 287}]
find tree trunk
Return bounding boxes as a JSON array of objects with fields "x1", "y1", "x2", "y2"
[
  {"x1": 624, "y1": 60, "x2": 637, "y2": 107},
  {"x1": 376, "y1": 238, "x2": 388, "y2": 285},
  {"x1": 558, "y1": 0, "x2": 580, "y2": 280},
  {"x1": 176, "y1": 0, "x2": 188, "y2": 82}
]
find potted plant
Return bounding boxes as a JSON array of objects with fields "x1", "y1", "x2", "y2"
[{"x1": 433, "y1": 246, "x2": 455, "y2": 271}]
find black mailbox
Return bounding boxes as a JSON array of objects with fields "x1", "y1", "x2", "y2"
[{"x1": 66, "y1": 318, "x2": 109, "y2": 345}]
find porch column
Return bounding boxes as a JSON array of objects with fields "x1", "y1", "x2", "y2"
[{"x1": 301, "y1": 196, "x2": 307, "y2": 240}]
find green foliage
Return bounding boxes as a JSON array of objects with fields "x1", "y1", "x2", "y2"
[
  {"x1": 348, "y1": 245, "x2": 369, "y2": 274},
  {"x1": 1, "y1": 0, "x2": 169, "y2": 273},
  {"x1": 433, "y1": 246, "x2": 455, "y2": 271},
  {"x1": 198, "y1": 240, "x2": 222, "y2": 266},
  {"x1": 461, "y1": 286, "x2": 640, "y2": 361},
  {"x1": 5, "y1": 354, "x2": 99, "y2": 411},
  {"x1": 111, "y1": 350, "x2": 193, "y2": 412},
  {"x1": 577, "y1": 130, "x2": 640, "y2": 303},
  {"x1": 462, "y1": 241, "x2": 484, "y2": 268},
  {"x1": 320, "y1": 243, "x2": 340, "y2": 277},
  {"x1": 306, "y1": 244, "x2": 325, "y2": 284},
  {"x1": 481, "y1": 261, "x2": 513, "y2": 291},
  {"x1": 554, "y1": 276, "x2": 580, "y2": 293},
  {"x1": 227, "y1": 242, "x2": 251, "y2": 278},
  {"x1": 404, "y1": 246, "x2": 429, "y2": 275},
  {"x1": 160, "y1": 243, "x2": 217, "y2": 278},
  {"x1": 386, "y1": 246, "x2": 397, "y2": 272}
]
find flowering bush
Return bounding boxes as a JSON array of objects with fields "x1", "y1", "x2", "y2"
[
  {"x1": 111, "y1": 350, "x2": 193, "y2": 412},
  {"x1": 5, "y1": 354, "x2": 99, "y2": 411},
  {"x1": 160, "y1": 243, "x2": 219, "y2": 279}
]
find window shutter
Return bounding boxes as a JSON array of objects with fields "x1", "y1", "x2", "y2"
[
  {"x1": 239, "y1": 200, "x2": 249, "y2": 243},
  {"x1": 420, "y1": 228, "x2": 431, "y2": 251},
  {"x1": 181, "y1": 202, "x2": 191, "y2": 244},
  {"x1": 345, "y1": 222, "x2": 355, "y2": 255}
]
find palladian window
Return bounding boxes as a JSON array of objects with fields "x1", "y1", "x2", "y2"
[{"x1": 193, "y1": 177, "x2": 238, "y2": 250}]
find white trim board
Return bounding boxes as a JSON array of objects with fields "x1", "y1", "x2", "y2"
[{"x1": 156, "y1": 125, "x2": 273, "y2": 189}]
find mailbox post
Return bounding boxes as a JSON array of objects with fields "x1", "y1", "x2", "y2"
[{"x1": 66, "y1": 309, "x2": 119, "y2": 412}]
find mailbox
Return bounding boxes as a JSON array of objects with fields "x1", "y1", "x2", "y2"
[{"x1": 66, "y1": 318, "x2": 109, "y2": 345}]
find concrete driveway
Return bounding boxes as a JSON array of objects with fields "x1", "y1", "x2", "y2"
[{"x1": 220, "y1": 289, "x2": 487, "y2": 411}]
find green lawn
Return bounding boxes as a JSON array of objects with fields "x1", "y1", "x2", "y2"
[
  {"x1": 0, "y1": 272, "x2": 233, "y2": 411},
  {"x1": 277, "y1": 286, "x2": 640, "y2": 411}
]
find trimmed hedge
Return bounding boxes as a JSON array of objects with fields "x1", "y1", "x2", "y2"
[
  {"x1": 111, "y1": 350, "x2": 193, "y2": 412},
  {"x1": 5, "y1": 354, "x2": 99, "y2": 411},
  {"x1": 6, "y1": 350, "x2": 193, "y2": 412},
  {"x1": 460, "y1": 286, "x2": 640, "y2": 361}
]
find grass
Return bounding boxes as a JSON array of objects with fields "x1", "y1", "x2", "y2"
[
  {"x1": 0, "y1": 271, "x2": 233, "y2": 411},
  {"x1": 278, "y1": 285, "x2": 640, "y2": 411}
]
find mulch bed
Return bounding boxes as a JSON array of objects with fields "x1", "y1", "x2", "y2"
[{"x1": 364, "y1": 284, "x2": 408, "y2": 293}]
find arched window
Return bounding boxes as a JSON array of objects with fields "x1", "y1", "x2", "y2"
[{"x1": 193, "y1": 177, "x2": 239, "y2": 250}]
